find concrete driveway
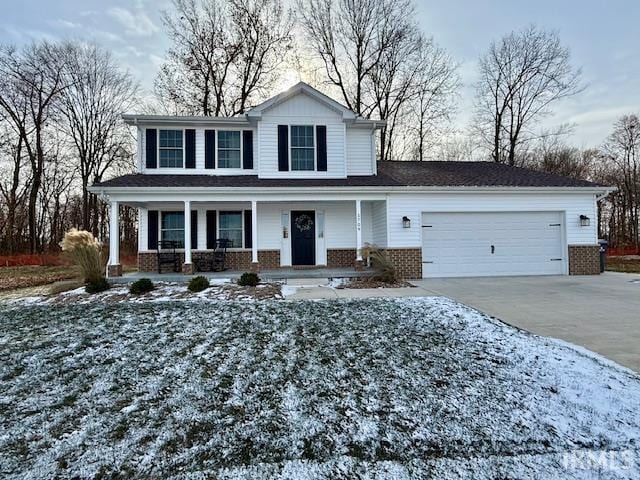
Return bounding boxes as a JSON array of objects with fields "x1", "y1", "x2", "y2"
[{"x1": 413, "y1": 273, "x2": 640, "y2": 373}]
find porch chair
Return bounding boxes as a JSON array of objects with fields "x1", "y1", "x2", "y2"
[
  {"x1": 211, "y1": 238, "x2": 231, "y2": 272},
  {"x1": 156, "y1": 240, "x2": 181, "y2": 273}
]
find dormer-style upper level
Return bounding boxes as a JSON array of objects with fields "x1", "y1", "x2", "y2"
[{"x1": 124, "y1": 82, "x2": 385, "y2": 179}]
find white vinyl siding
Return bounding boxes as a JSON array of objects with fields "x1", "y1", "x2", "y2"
[
  {"x1": 346, "y1": 127, "x2": 375, "y2": 176},
  {"x1": 140, "y1": 126, "x2": 256, "y2": 175},
  {"x1": 258, "y1": 93, "x2": 346, "y2": 178},
  {"x1": 386, "y1": 193, "x2": 598, "y2": 248}
]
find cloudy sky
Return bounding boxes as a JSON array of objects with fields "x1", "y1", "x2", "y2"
[{"x1": 2, "y1": 0, "x2": 638, "y2": 148}]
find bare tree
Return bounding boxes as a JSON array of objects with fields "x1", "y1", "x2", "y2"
[
  {"x1": 0, "y1": 122, "x2": 31, "y2": 253},
  {"x1": 602, "y1": 114, "x2": 640, "y2": 249},
  {"x1": 56, "y1": 42, "x2": 139, "y2": 235},
  {"x1": 156, "y1": 0, "x2": 293, "y2": 116},
  {"x1": 474, "y1": 26, "x2": 582, "y2": 165},
  {"x1": 0, "y1": 43, "x2": 70, "y2": 252},
  {"x1": 299, "y1": 0, "x2": 412, "y2": 117},
  {"x1": 404, "y1": 44, "x2": 459, "y2": 161}
]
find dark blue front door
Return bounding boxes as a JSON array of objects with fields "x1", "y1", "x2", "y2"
[{"x1": 291, "y1": 211, "x2": 316, "y2": 266}]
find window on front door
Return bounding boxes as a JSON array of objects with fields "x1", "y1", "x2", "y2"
[
  {"x1": 218, "y1": 211, "x2": 243, "y2": 248},
  {"x1": 159, "y1": 130, "x2": 184, "y2": 168},
  {"x1": 161, "y1": 212, "x2": 184, "y2": 247},
  {"x1": 290, "y1": 125, "x2": 315, "y2": 171},
  {"x1": 217, "y1": 131, "x2": 241, "y2": 168}
]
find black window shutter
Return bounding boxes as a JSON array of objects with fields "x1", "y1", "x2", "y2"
[
  {"x1": 148, "y1": 210, "x2": 158, "y2": 249},
  {"x1": 243, "y1": 130, "x2": 253, "y2": 169},
  {"x1": 206, "y1": 210, "x2": 217, "y2": 249},
  {"x1": 191, "y1": 210, "x2": 198, "y2": 249},
  {"x1": 185, "y1": 129, "x2": 196, "y2": 168},
  {"x1": 146, "y1": 129, "x2": 157, "y2": 168},
  {"x1": 277, "y1": 125, "x2": 289, "y2": 171},
  {"x1": 205, "y1": 130, "x2": 215, "y2": 169},
  {"x1": 316, "y1": 125, "x2": 327, "y2": 171},
  {"x1": 244, "y1": 210, "x2": 252, "y2": 249}
]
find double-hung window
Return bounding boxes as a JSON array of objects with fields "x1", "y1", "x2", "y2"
[
  {"x1": 218, "y1": 211, "x2": 243, "y2": 248},
  {"x1": 290, "y1": 125, "x2": 315, "y2": 171},
  {"x1": 217, "y1": 131, "x2": 241, "y2": 168},
  {"x1": 161, "y1": 212, "x2": 184, "y2": 247},
  {"x1": 159, "y1": 130, "x2": 184, "y2": 168}
]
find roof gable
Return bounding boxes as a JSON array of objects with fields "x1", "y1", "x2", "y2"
[{"x1": 246, "y1": 82, "x2": 357, "y2": 121}]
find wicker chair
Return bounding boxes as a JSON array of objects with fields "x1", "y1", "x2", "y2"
[{"x1": 156, "y1": 240, "x2": 180, "y2": 273}]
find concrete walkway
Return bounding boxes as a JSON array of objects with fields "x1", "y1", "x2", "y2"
[
  {"x1": 414, "y1": 273, "x2": 640, "y2": 373},
  {"x1": 286, "y1": 273, "x2": 640, "y2": 372}
]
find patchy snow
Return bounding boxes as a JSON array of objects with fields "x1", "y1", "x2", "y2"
[
  {"x1": 4, "y1": 280, "x2": 283, "y2": 305},
  {"x1": 280, "y1": 284, "x2": 300, "y2": 297},
  {"x1": 1, "y1": 297, "x2": 639, "y2": 479}
]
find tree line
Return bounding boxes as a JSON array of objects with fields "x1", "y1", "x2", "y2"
[{"x1": 0, "y1": 0, "x2": 637, "y2": 254}]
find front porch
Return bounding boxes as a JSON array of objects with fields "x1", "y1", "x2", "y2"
[{"x1": 105, "y1": 195, "x2": 392, "y2": 278}]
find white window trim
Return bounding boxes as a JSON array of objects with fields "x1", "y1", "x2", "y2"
[
  {"x1": 216, "y1": 129, "x2": 244, "y2": 169},
  {"x1": 289, "y1": 124, "x2": 316, "y2": 172},
  {"x1": 217, "y1": 210, "x2": 245, "y2": 249},
  {"x1": 157, "y1": 129, "x2": 186, "y2": 169}
]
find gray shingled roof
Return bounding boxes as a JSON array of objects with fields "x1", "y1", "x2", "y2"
[{"x1": 92, "y1": 161, "x2": 603, "y2": 189}]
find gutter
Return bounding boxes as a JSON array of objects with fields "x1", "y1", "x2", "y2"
[{"x1": 88, "y1": 185, "x2": 612, "y2": 196}]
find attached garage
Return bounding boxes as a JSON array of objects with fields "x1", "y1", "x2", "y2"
[{"x1": 421, "y1": 211, "x2": 566, "y2": 278}]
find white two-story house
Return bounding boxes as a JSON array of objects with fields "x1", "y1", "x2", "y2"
[{"x1": 91, "y1": 82, "x2": 609, "y2": 279}]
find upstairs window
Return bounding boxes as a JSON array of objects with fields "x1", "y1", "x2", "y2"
[
  {"x1": 218, "y1": 131, "x2": 241, "y2": 168},
  {"x1": 159, "y1": 130, "x2": 184, "y2": 168},
  {"x1": 218, "y1": 211, "x2": 243, "y2": 248},
  {"x1": 290, "y1": 125, "x2": 315, "y2": 171},
  {"x1": 161, "y1": 212, "x2": 184, "y2": 247}
]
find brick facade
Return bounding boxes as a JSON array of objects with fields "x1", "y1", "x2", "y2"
[
  {"x1": 568, "y1": 245, "x2": 600, "y2": 275},
  {"x1": 381, "y1": 248, "x2": 422, "y2": 280},
  {"x1": 138, "y1": 250, "x2": 280, "y2": 273},
  {"x1": 327, "y1": 248, "x2": 357, "y2": 268},
  {"x1": 107, "y1": 264, "x2": 122, "y2": 277}
]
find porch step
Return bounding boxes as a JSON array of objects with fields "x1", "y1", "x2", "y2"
[{"x1": 110, "y1": 267, "x2": 372, "y2": 284}]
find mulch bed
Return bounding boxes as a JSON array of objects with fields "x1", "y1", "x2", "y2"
[{"x1": 336, "y1": 278, "x2": 415, "y2": 289}]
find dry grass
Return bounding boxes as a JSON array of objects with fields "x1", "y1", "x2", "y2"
[
  {"x1": 0, "y1": 265, "x2": 79, "y2": 291},
  {"x1": 606, "y1": 256, "x2": 640, "y2": 273}
]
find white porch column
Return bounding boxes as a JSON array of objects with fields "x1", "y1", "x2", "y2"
[
  {"x1": 183, "y1": 200, "x2": 192, "y2": 267},
  {"x1": 355, "y1": 199, "x2": 363, "y2": 261},
  {"x1": 107, "y1": 200, "x2": 121, "y2": 277},
  {"x1": 251, "y1": 200, "x2": 258, "y2": 265}
]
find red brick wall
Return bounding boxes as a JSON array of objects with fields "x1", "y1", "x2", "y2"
[
  {"x1": 380, "y1": 248, "x2": 422, "y2": 280},
  {"x1": 138, "y1": 250, "x2": 280, "y2": 272},
  {"x1": 327, "y1": 249, "x2": 357, "y2": 268},
  {"x1": 568, "y1": 245, "x2": 600, "y2": 275}
]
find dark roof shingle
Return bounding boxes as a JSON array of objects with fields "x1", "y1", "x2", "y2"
[{"x1": 93, "y1": 161, "x2": 603, "y2": 189}]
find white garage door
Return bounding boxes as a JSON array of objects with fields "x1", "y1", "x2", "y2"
[{"x1": 421, "y1": 212, "x2": 565, "y2": 278}]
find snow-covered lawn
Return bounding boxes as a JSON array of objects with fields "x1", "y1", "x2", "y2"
[{"x1": 1, "y1": 297, "x2": 639, "y2": 479}]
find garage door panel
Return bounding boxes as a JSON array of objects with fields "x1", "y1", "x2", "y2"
[{"x1": 421, "y1": 212, "x2": 564, "y2": 278}]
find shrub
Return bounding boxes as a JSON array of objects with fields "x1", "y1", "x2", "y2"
[
  {"x1": 130, "y1": 278, "x2": 154, "y2": 295},
  {"x1": 60, "y1": 229, "x2": 105, "y2": 283},
  {"x1": 85, "y1": 277, "x2": 110, "y2": 294},
  {"x1": 188, "y1": 275, "x2": 210, "y2": 292},
  {"x1": 238, "y1": 272, "x2": 260, "y2": 287},
  {"x1": 369, "y1": 250, "x2": 397, "y2": 283}
]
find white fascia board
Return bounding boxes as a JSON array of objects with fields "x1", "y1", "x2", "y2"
[
  {"x1": 122, "y1": 114, "x2": 250, "y2": 127},
  {"x1": 89, "y1": 185, "x2": 612, "y2": 197}
]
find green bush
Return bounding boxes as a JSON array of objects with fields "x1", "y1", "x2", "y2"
[
  {"x1": 238, "y1": 272, "x2": 260, "y2": 287},
  {"x1": 188, "y1": 275, "x2": 210, "y2": 292},
  {"x1": 130, "y1": 278, "x2": 154, "y2": 295},
  {"x1": 85, "y1": 277, "x2": 110, "y2": 294}
]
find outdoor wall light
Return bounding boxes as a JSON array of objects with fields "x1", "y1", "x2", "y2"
[
  {"x1": 580, "y1": 215, "x2": 590, "y2": 227},
  {"x1": 402, "y1": 216, "x2": 411, "y2": 228}
]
